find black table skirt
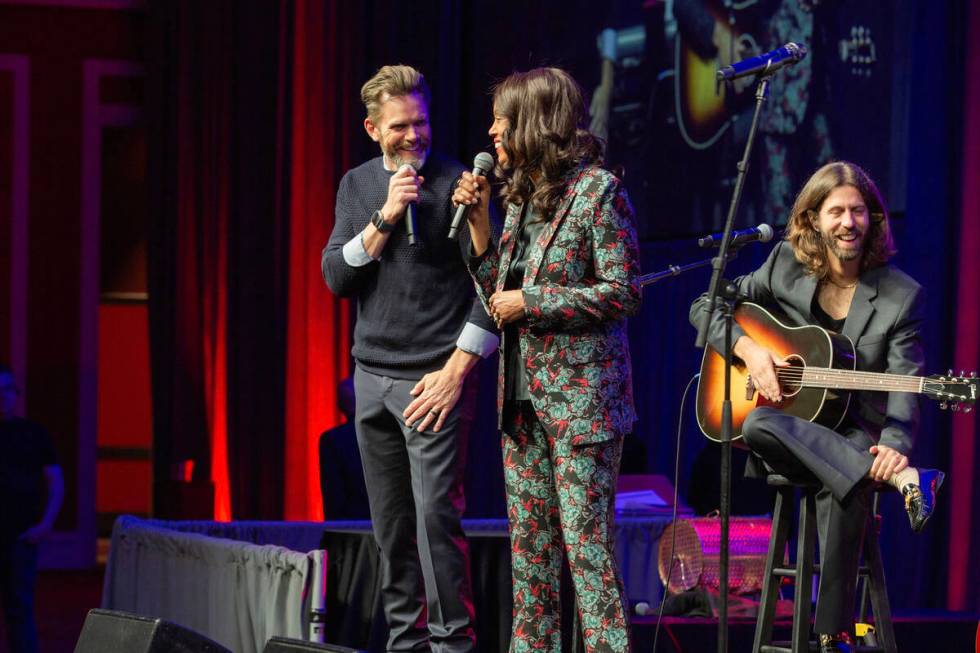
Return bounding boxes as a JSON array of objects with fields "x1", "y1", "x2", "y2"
[{"x1": 320, "y1": 515, "x2": 676, "y2": 652}]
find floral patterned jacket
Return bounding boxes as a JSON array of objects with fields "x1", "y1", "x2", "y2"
[{"x1": 469, "y1": 165, "x2": 642, "y2": 446}]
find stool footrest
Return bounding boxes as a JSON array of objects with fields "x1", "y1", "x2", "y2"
[{"x1": 773, "y1": 563, "x2": 822, "y2": 577}]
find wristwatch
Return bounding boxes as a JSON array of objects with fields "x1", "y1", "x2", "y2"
[{"x1": 371, "y1": 209, "x2": 395, "y2": 233}]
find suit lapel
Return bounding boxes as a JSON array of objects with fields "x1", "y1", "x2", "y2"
[
  {"x1": 496, "y1": 202, "x2": 522, "y2": 292},
  {"x1": 524, "y1": 169, "x2": 589, "y2": 286},
  {"x1": 843, "y1": 271, "x2": 879, "y2": 342}
]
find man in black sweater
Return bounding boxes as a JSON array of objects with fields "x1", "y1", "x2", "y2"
[{"x1": 321, "y1": 65, "x2": 496, "y2": 653}]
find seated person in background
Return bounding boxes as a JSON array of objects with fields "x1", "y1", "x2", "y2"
[
  {"x1": 689, "y1": 161, "x2": 944, "y2": 653},
  {"x1": 319, "y1": 377, "x2": 370, "y2": 520}
]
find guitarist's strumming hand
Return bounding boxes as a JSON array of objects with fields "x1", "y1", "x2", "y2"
[{"x1": 734, "y1": 336, "x2": 790, "y2": 403}]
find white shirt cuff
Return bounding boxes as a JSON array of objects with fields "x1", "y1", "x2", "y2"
[
  {"x1": 342, "y1": 229, "x2": 377, "y2": 267},
  {"x1": 456, "y1": 323, "x2": 500, "y2": 359}
]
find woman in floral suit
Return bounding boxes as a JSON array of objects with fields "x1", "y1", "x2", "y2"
[{"x1": 453, "y1": 67, "x2": 642, "y2": 653}]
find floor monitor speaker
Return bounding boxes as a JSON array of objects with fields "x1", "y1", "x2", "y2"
[{"x1": 74, "y1": 609, "x2": 231, "y2": 653}]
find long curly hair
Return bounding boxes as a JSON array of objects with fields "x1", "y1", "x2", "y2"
[
  {"x1": 491, "y1": 67, "x2": 603, "y2": 216},
  {"x1": 785, "y1": 161, "x2": 896, "y2": 279}
]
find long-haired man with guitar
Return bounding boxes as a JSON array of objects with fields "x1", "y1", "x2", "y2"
[{"x1": 690, "y1": 161, "x2": 948, "y2": 652}]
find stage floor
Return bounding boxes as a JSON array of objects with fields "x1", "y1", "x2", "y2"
[
  {"x1": 15, "y1": 566, "x2": 978, "y2": 653},
  {"x1": 631, "y1": 614, "x2": 979, "y2": 652}
]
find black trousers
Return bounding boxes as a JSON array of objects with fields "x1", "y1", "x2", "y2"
[
  {"x1": 353, "y1": 366, "x2": 477, "y2": 653},
  {"x1": 742, "y1": 407, "x2": 875, "y2": 634}
]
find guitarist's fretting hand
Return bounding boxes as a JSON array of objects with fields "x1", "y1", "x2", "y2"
[{"x1": 734, "y1": 336, "x2": 791, "y2": 403}]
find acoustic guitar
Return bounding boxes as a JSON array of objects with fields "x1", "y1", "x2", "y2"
[{"x1": 696, "y1": 302, "x2": 977, "y2": 442}]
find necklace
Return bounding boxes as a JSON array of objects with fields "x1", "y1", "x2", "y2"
[{"x1": 825, "y1": 277, "x2": 858, "y2": 289}]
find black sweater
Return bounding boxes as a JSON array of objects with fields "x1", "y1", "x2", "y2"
[{"x1": 322, "y1": 154, "x2": 495, "y2": 378}]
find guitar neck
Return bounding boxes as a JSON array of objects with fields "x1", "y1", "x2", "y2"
[{"x1": 778, "y1": 367, "x2": 924, "y2": 394}]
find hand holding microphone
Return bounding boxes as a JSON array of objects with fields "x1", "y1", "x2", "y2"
[
  {"x1": 380, "y1": 164, "x2": 424, "y2": 244},
  {"x1": 449, "y1": 152, "x2": 494, "y2": 238}
]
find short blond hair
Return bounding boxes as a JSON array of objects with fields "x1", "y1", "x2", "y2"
[{"x1": 360, "y1": 65, "x2": 431, "y2": 122}]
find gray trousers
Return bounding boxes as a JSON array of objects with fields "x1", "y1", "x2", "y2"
[
  {"x1": 353, "y1": 366, "x2": 476, "y2": 653},
  {"x1": 742, "y1": 407, "x2": 875, "y2": 634}
]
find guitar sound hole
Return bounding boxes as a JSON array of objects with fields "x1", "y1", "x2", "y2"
[{"x1": 780, "y1": 355, "x2": 806, "y2": 397}]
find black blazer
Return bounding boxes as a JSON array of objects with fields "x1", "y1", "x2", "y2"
[{"x1": 690, "y1": 241, "x2": 926, "y2": 454}]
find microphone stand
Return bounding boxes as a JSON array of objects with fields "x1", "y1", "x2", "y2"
[
  {"x1": 693, "y1": 72, "x2": 772, "y2": 653},
  {"x1": 638, "y1": 251, "x2": 738, "y2": 288}
]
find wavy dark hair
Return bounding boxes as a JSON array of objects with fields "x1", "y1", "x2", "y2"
[
  {"x1": 785, "y1": 161, "x2": 896, "y2": 279},
  {"x1": 491, "y1": 67, "x2": 603, "y2": 215}
]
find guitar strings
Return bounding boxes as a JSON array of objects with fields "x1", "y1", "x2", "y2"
[{"x1": 770, "y1": 367, "x2": 922, "y2": 391}]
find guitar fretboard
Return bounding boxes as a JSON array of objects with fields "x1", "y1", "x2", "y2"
[{"x1": 776, "y1": 367, "x2": 923, "y2": 393}]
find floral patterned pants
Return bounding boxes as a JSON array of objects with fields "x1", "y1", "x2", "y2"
[{"x1": 503, "y1": 401, "x2": 630, "y2": 653}]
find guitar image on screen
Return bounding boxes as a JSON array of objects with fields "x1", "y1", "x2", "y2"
[{"x1": 674, "y1": 0, "x2": 761, "y2": 149}]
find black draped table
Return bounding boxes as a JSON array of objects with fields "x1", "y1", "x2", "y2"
[{"x1": 320, "y1": 516, "x2": 673, "y2": 653}]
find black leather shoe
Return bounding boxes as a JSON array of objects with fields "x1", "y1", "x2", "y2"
[
  {"x1": 903, "y1": 468, "x2": 945, "y2": 533},
  {"x1": 818, "y1": 632, "x2": 853, "y2": 652}
]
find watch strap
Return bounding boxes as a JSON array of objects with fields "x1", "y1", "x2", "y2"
[{"x1": 371, "y1": 210, "x2": 395, "y2": 233}]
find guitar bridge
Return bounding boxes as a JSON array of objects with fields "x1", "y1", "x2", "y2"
[{"x1": 745, "y1": 374, "x2": 757, "y2": 401}]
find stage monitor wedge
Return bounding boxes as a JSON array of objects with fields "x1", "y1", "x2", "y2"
[
  {"x1": 74, "y1": 609, "x2": 232, "y2": 653},
  {"x1": 263, "y1": 636, "x2": 366, "y2": 653}
]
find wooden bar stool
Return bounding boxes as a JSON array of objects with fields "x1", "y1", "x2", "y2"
[{"x1": 752, "y1": 474, "x2": 897, "y2": 653}]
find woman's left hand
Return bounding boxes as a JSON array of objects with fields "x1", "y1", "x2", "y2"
[{"x1": 488, "y1": 290, "x2": 525, "y2": 328}]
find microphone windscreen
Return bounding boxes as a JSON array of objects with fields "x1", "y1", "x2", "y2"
[{"x1": 473, "y1": 152, "x2": 494, "y2": 174}]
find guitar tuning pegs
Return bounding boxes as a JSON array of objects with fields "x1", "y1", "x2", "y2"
[
  {"x1": 952, "y1": 403, "x2": 962, "y2": 412},
  {"x1": 948, "y1": 369, "x2": 954, "y2": 376},
  {"x1": 940, "y1": 402, "x2": 948, "y2": 410},
  {"x1": 964, "y1": 405, "x2": 973, "y2": 414}
]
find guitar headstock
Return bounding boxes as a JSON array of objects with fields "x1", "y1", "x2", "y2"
[
  {"x1": 838, "y1": 25, "x2": 877, "y2": 78},
  {"x1": 924, "y1": 371, "x2": 977, "y2": 412}
]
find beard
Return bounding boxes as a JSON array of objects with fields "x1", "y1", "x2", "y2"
[
  {"x1": 821, "y1": 228, "x2": 864, "y2": 262},
  {"x1": 382, "y1": 138, "x2": 430, "y2": 171}
]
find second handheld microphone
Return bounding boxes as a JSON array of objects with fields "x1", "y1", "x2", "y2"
[{"x1": 449, "y1": 152, "x2": 495, "y2": 239}]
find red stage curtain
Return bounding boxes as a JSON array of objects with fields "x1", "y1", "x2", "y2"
[
  {"x1": 148, "y1": 0, "x2": 355, "y2": 520},
  {"x1": 280, "y1": 0, "x2": 353, "y2": 521},
  {"x1": 147, "y1": 0, "x2": 236, "y2": 521},
  {"x1": 948, "y1": 0, "x2": 980, "y2": 612}
]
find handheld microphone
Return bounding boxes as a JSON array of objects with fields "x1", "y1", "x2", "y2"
[
  {"x1": 716, "y1": 42, "x2": 807, "y2": 81},
  {"x1": 449, "y1": 152, "x2": 495, "y2": 239},
  {"x1": 399, "y1": 163, "x2": 420, "y2": 246},
  {"x1": 698, "y1": 223, "x2": 775, "y2": 248}
]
